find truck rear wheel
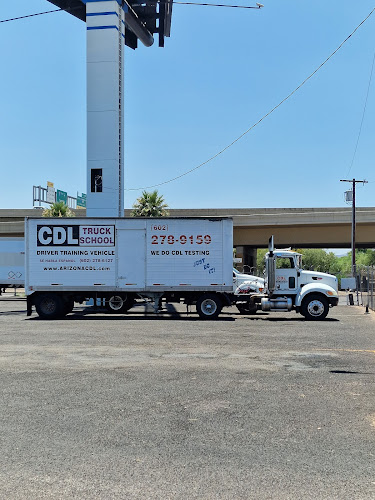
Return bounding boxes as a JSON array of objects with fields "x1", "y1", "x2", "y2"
[
  {"x1": 300, "y1": 294, "x2": 329, "y2": 321},
  {"x1": 106, "y1": 295, "x2": 134, "y2": 314},
  {"x1": 35, "y1": 294, "x2": 64, "y2": 320},
  {"x1": 196, "y1": 294, "x2": 222, "y2": 320}
]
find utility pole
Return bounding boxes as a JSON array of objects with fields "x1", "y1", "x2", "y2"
[{"x1": 340, "y1": 178, "x2": 368, "y2": 275}]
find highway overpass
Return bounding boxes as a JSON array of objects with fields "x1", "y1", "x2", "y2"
[{"x1": 1, "y1": 207, "x2": 374, "y2": 269}]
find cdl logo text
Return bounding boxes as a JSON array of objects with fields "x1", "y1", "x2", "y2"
[
  {"x1": 36, "y1": 225, "x2": 116, "y2": 247},
  {"x1": 37, "y1": 226, "x2": 80, "y2": 247}
]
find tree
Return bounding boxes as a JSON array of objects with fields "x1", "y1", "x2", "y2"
[
  {"x1": 342, "y1": 249, "x2": 375, "y2": 270},
  {"x1": 42, "y1": 201, "x2": 75, "y2": 218},
  {"x1": 296, "y1": 248, "x2": 339, "y2": 274},
  {"x1": 256, "y1": 248, "x2": 268, "y2": 275},
  {"x1": 130, "y1": 190, "x2": 169, "y2": 217}
]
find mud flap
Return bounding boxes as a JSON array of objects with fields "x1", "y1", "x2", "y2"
[{"x1": 27, "y1": 295, "x2": 33, "y2": 316}]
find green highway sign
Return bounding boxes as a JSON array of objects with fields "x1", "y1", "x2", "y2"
[
  {"x1": 77, "y1": 194, "x2": 87, "y2": 208},
  {"x1": 56, "y1": 190, "x2": 67, "y2": 204}
]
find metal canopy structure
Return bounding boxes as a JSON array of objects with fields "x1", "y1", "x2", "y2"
[{"x1": 47, "y1": 0, "x2": 173, "y2": 48}]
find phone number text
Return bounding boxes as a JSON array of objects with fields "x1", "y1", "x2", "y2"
[{"x1": 151, "y1": 234, "x2": 211, "y2": 245}]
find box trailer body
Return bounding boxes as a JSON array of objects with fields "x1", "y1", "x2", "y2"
[
  {"x1": 25, "y1": 217, "x2": 234, "y2": 318},
  {"x1": 0, "y1": 237, "x2": 25, "y2": 288}
]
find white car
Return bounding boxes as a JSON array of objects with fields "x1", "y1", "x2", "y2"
[
  {"x1": 233, "y1": 268, "x2": 264, "y2": 291},
  {"x1": 233, "y1": 269, "x2": 264, "y2": 315}
]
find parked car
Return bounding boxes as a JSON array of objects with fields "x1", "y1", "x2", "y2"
[
  {"x1": 233, "y1": 270, "x2": 265, "y2": 314},
  {"x1": 233, "y1": 268, "x2": 264, "y2": 290}
]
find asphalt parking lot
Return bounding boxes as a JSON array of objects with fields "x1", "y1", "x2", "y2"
[{"x1": 0, "y1": 294, "x2": 374, "y2": 499}]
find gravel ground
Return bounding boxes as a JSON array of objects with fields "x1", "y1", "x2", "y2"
[{"x1": 0, "y1": 293, "x2": 374, "y2": 499}]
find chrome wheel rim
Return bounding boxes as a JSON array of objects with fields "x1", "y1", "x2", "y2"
[
  {"x1": 307, "y1": 300, "x2": 324, "y2": 317},
  {"x1": 201, "y1": 298, "x2": 217, "y2": 316}
]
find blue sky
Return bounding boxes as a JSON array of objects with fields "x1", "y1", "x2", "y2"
[{"x1": 0, "y1": 0, "x2": 374, "y2": 210}]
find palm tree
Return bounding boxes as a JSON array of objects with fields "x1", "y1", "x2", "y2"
[
  {"x1": 131, "y1": 190, "x2": 169, "y2": 217},
  {"x1": 42, "y1": 201, "x2": 75, "y2": 218}
]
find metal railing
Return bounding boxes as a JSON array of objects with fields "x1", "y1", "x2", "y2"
[
  {"x1": 234, "y1": 265, "x2": 258, "y2": 276},
  {"x1": 33, "y1": 186, "x2": 77, "y2": 209}
]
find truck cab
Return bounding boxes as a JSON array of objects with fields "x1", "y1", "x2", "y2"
[{"x1": 263, "y1": 247, "x2": 339, "y2": 319}]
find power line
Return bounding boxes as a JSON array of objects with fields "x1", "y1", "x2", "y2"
[
  {"x1": 0, "y1": 9, "x2": 62, "y2": 24},
  {"x1": 144, "y1": 1, "x2": 264, "y2": 8},
  {"x1": 346, "y1": 48, "x2": 375, "y2": 177},
  {"x1": 172, "y1": 1, "x2": 262, "y2": 7},
  {"x1": 127, "y1": 6, "x2": 375, "y2": 191},
  {"x1": 0, "y1": 2, "x2": 261, "y2": 24},
  {"x1": 0, "y1": 7, "x2": 80, "y2": 24},
  {"x1": 2, "y1": 4, "x2": 374, "y2": 193}
]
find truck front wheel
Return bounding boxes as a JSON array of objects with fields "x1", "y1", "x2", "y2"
[
  {"x1": 35, "y1": 294, "x2": 64, "y2": 320},
  {"x1": 196, "y1": 294, "x2": 222, "y2": 320},
  {"x1": 300, "y1": 294, "x2": 329, "y2": 321}
]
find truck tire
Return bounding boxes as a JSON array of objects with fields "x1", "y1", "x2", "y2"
[
  {"x1": 35, "y1": 294, "x2": 64, "y2": 320},
  {"x1": 196, "y1": 294, "x2": 222, "y2": 320},
  {"x1": 300, "y1": 294, "x2": 329, "y2": 321},
  {"x1": 106, "y1": 295, "x2": 134, "y2": 314},
  {"x1": 236, "y1": 303, "x2": 257, "y2": 315}
]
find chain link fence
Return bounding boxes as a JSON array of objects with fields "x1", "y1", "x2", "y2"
[{"x1": 356, "y1": 266, "x2": 375, "y2": 312}]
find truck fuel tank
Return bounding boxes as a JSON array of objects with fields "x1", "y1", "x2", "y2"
[{"x1": 261, "y1": 297, "x2": 292, "y2": 312}]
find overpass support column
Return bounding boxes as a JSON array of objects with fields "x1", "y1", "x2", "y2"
[
  {"x1": 235, "y1": 246, "x2": 257, "y2": 273},
  {"x1": 86, "y1": 1, "x2": 125, "y2": 217}
]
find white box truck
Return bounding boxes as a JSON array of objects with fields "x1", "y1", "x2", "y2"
[
  {"x1": 24, "y1": 217, "x2": 339, "y2": 320},
  {"x1": 0, "y1": 237, "x2": 25, "y2": 291},
  {"x1": 25, "y1": 217, "x2": 234, "y2": 319}
]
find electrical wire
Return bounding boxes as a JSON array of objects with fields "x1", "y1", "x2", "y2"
[
  {"x1": 346, "y1": 48, "x2": 375, "y2": 177},
  {"x1": 126, "y1": 6, "x2": 375, "y2": 191},
  {"x1": 154, "y1": 1, "x2": 263, "y2": 8},
  {"x1": 2, "y1": 4, "x2": 374, "y2": 193},
  {"x1": 0, "y1": 2, "x2": 261, "y2": 24},
  {"x1": 0, "y1": 6, "x2": 81, "y2": 24}
]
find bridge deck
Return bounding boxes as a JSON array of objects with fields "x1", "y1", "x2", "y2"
[{"x1": 1, "y1": 207, "x2": 374, "y2": 248}]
